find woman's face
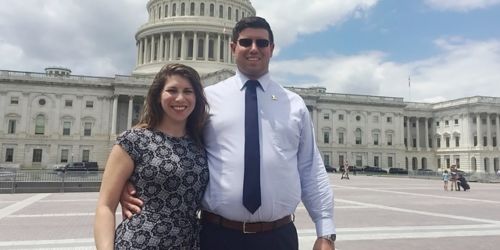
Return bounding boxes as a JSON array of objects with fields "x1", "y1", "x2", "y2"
[{"x1": 159, "y1": 74, "x2": 196, "y2": 126}]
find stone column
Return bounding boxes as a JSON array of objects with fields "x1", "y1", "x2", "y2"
[
  {"x1": 416, "y1": 117, "x2": 420, "y2": 151},
  {"x1": 159, "y1": 33, "x2": 164, "y2": 61},
  {"x1": 496, "y1": 114, "x2": 500, "y2": 149},
  {"x1": 204, "y1": 33, "x2": 210, "y2": 61},
  {"x1": 136, "y1": 41, "x2": 141, "y2": 65},
  {"x1": 143, "y1": 37, "x2": 148, "y2": 64},
  {"x1": 193, "y1": 32, "x2": 198, "y2": 60},
  {"x1": 477, "y1": 113, "x2": 482, "y2": 147},
  {"x1": 407, "y1": 117, "x2": 411, "y2": 149},
  {"x1": 111, "y1": 95, "x2": 118, "y2": 135},
  {"x1": 425, "y1": 118, "x2": 429, "y2": 150},
  {"x1": 150, "y1": 35, "x2": 155, "y2": 62},
  {"x1": 127, "y1": 96, "x2": 133, "y2": 129},
  {"x1": 399, "y1": 114, "x2": 405, "y2": 146},
  {"x1": 227, "y1": 37, "x2": 232, "y2": 63},
  {"x1": 181, "y1": 32, "x2": 186, "y2": 60},
  {"x1": 169, "y1": 32, "x2": 174, "y2": 60},
  {"x1": 217, "y1": 34, "x2": 221, "y2": 62},
  {"x1": 486, "y1": 113, "x2": 491, "y2": 148}
]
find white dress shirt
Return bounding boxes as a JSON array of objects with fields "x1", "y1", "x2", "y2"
[{"x1": 202, "y1": 70, "x2": 335, "y2": 236}]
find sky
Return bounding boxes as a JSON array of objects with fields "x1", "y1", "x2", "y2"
[{"x1": 1, "y1": 0, "x2": 500, "y2": 103}]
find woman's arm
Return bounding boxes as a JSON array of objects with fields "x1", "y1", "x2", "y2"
[{"x1": 94, "y1": 145, "x2": 135, "y2": 250}]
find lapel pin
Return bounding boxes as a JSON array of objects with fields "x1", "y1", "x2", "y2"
[{"x1": 271, "y1": 95, "x2": 277, "y2": 100}]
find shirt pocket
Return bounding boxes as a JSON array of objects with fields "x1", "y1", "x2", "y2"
[{"x1": 271, "y1": 119, "x2": 300, "y2": 155}]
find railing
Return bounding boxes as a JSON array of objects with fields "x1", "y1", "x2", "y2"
[{"x1": 0, "y1": 169, "x2": 103, "y2": 193}]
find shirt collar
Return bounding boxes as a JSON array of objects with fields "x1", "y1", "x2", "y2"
[{"x1": 236, "y1": 69, "x2": 271, "y2": 92}]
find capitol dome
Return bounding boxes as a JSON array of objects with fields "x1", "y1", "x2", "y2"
[{"x1": 132, "y1": 0, "x2": 256, "y2": 76}]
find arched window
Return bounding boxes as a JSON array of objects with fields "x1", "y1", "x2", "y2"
[
  {"x1": 172, "y1": 3, "x2": 176, "y2": 16},
  {"x1": 165, "y1": 4, "x2": 168, "y2": 17},
  {"x1": 210, "y1": 4, "x2": 214, "y2": 16},
  {"x1": 200, "y1": 3, "x2": 205, "y2": 16},
  {"x1": 228, "y1": 7, "x2": 232, "y2": 20},
  {"x1": 158, "y1": 6, "x2": 162, "y2": 19},
  {"x1": 355, "y1": 128, "x2": 362, "y2": 145},
  {"x1": 236, "y1": 9, "x2": 239, "y2": 21},
  {"x1": 190, "y1": 3, "x2": 195, "y2": 16},
  {"x1": 181, "y1": 3, "x2": 185, "y2": 16},
  {"x1": 35, "y1": 114, "x2": 45, "y2": 135},
  {"x1": 219, "y1": 5, "x2": 224, "y2": 18}
]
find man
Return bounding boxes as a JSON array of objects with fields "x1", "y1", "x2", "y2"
[{"x1": 121, "y1": 16, "x2": 335, "y2": 250}]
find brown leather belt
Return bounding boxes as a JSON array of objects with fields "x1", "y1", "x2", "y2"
[{"x1": 201, "y1": 211, "x2": 293, "y2": 233}]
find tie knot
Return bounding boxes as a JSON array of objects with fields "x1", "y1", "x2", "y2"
[{"x1": 245, "y1": 80, "x2": 260, "y2": 90}]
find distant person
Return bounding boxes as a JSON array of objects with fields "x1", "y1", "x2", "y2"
[
  {"x1": 341, "y1": 160, "x2": 350, "y2": 180},
  {"x1": 120, "y1": 16, "x2": 336, "y2": 250},
  {"x1": 94, "y1": 64, "x2": 209, "y2": 249},
  {"x1": 450, "y1": 165, "x2": 458, "y2": 191},
  {"x1": 442, "y1": 170, "x2": 449, "y2": 191}
]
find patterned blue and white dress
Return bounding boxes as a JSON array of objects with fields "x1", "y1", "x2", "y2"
[{"x1": 114, "y1": 128, "x2": 209, "y2": 250}]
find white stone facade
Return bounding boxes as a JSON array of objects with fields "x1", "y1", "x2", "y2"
[{"x1": 1, "y1": 0, "x2": 499, "y2": 173}]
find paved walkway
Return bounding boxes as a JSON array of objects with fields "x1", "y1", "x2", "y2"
[{"x1": 1, "y1": 175, "x2": 499, "y2": 250}]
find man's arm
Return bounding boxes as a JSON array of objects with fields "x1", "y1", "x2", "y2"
[{"x1": 119, "y1": 182, "x2": 144, "y2": 219}]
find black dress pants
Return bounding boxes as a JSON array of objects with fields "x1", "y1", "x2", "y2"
[{"x1": 200, "y1": 220, "x2": 298, "y2": 250}]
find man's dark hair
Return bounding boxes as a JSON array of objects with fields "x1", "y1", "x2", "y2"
[{"x1": 232, "y1": 16, "x2": 274, "y2": 44}]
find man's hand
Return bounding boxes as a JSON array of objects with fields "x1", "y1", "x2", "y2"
[
  {"x1": 313, "y1": 238, "x2": 334, "y2": 250},
  {"x1": 120, "y1": 182, "x2": 143, "y2": 220}
]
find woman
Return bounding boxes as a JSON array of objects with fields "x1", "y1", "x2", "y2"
[{"x1": 94, "y1": 64, "x2": 209, "y2": 249}]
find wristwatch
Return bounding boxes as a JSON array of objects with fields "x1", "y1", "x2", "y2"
[{"x1": 319, "y1": 234, "x2": 336, "y2": 244}]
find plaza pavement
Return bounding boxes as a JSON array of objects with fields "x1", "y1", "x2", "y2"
[{"x1": 0, "y1": 175, "x2": 499, "y2": 250}]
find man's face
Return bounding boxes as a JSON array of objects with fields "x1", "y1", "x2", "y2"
[{"x1": 231, "y1": 28, "x2": 274, "y2": 80}]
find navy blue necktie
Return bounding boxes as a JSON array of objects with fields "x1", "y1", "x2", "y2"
[{"x1": 243, "y1": 80, "x2": 261, "y2": 214}]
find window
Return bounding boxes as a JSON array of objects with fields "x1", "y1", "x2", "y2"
[
  {"x1": 374, "y1": 156, "x2": 379, "y2": 167},
  {"x1": 438, "y1": 158, "x2": 441, "y2": 169},
  {"x1": 474, "y1": 135, "x2": 477, "y2": 146},
  {"x1": 373, "y1": 116, "x2": 379, "y2": 123},
  {"x1": 61, "y1": 149, "x2": 69, "y2": 163},
  {"x1": 323, "y1": 113, "x2": 329, "y2": 120},
  {"x1": 210, "y1": 4, "x2": 214, "y2": 16},
  {"x1": 200, "y1": 3, "x2": 205, "y2": 16},
  {"x1": 164, "y1": 4, "x2": 168, "y2": 17},
  {"x1": 84, "y1": 122, "x2": 92, "y2": 136},
  {"x1": 236, "y1": 9, "x2": 239, "y2": 21},
  {"x1": 172, "y1": 3, "x2": 176, "y2": 16},
  {"x1": 323, "y1": 154, "x2": 330, "y2": 166},
  {"x1": 356, "y1": 115, "x2": 361, "y2": 121},
  {"x1": 373, "y1": 134, "x2": 379, "y2": 145},
  {"x1": 35, "y1": 114, "x2": 45, "y2": 135},
  {"x1": 355, "y1": 155, "x2": 362, "y2": 167},
  {"x1": 429, "y1": 138, "x2": 433, "y2": 148},
  {"x1": 82, "y1": 150, "x2": 90, "y2": 162},
  {"x1": 190, "y1": 3, "x2": 195, "y2": 16},
  {"x1": 65, "y1": 100, "x2": 73, "y2": 107},
  {"x1": 387, "y1": 117, "x2": 392, "y2": 123},
  {"x1": 445, "y1": 120, "x2": 449, "y2": 126},
  {"x1": 338, "y1": 114, "x2": 344, "y2": 121},
  {"x1": 493, "y1": 137, "x2": 497, "y2": 147},
  {"x1": 437, "y1": 138, "x2": 441, "y2": 148},
  {"x1": 323, "y1": 131, "x2": 330, "y2": 144},
  {"x1": 63, "y1": 121, "x2": 71, "y2": 136},
  {"x1": 412, "y1": 138, "x2": 416, "y2": 147},
  {"x1": 445, "y1": 137, "x2": 450, "y2": 147},
  {"x1": 338, "y1": 132, "x2": 344, "y2": 144},
  {"x1": 198, "y1": 39, "x2": 204, "y2": 59},
  {"x1": 483, "y1": 136, "x2": 487, "y2": 146},
  {"x1": 32, "y1": 149, "x2": 42, "y2": 163},
  {"x1": 455, "y1": 136, "x2": 460, "y2": 147},
  {"x1": 219, "y1": 5, "x2": 223, "y2": 18},
  {"x1": 227, "y1": 7, "x2": 231, "y2": 20},
  {"x1": 455, "y1": 158, "x2": 460, "y2": 168},
  {"x1": 181, "y1": 3, "x2": 185, "y2": 15},
  {"x1": 388, "y1": 156, "x2": 393, "y2": 168},
  {"x1": 387, "y1": 134, "x2": 393, "y2": 146},
  {"x1": 208, "y1": 39, "x2": 214, "y2": 59},
  {"x1": 412, "y1": 122, "x2": 416, "y2": 128},
  {"x1": 404, "y1": 138, "x2": 407, "y2": 147},
  {"x1": 436, "y1": 121, "x2": 440, "y2": 127},
  {"x1": 355, "y1": 129, "x2": 362, "y2": 145},
  {"x1": 86, "y1": 101, "x2": 94, "y2": 108},
  {"x1": 338, "y1": 155, "x2": 344, "y2": 168},
  {"x1": 5, "y1": 148, "x2": 14, "y2": 162},
  {"x1": 446, "y1": 158, "x2": 450, "y2": 168},
  {"x1": 10, "y1": 97, "x2": 19, "y2": 104},
  {"x1": 454, "y1": 119, "x2": 459, "y2": 125},
  {"x1": 8, "y1": 120, "x2": 16, "y2": 134},
  {"x1": 38, "y1": 98, "x2": 46, "y2": 106}
]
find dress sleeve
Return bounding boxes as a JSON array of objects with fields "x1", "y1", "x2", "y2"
[{"x1": 116, "y1": 129, "x2": 141, "y2": 164}]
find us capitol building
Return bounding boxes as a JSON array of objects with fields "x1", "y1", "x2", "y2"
[{"x1": 1, "y1": 0, "x2": 499, "y2": 175}]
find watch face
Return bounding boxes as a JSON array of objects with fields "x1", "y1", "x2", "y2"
[{"x1": 330, "y1": 234, "x2": 336, "y2": 241}]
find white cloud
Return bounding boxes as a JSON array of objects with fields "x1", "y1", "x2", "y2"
[
  {"x1": 272, "y1": 38, "x2": 500, "y2": 102},
  {"x1": 251, "y1": 0, "x2": 378, "y2": 47},
  {"x1": 424, "y1": 0, "x2": 500, "y2": 11}
]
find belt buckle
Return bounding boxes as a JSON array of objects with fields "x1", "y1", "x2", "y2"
[{"x1": 243, "y1": 221, "x2": 256, "y2": 234}]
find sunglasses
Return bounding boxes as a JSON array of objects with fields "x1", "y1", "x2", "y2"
[{"x1": 237, "y1": 38, "x2": 271, "y2": 48}]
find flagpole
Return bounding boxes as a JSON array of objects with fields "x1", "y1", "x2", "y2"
[{"x1": 408, "y1": 75, "x2": 411, "y2": 102}]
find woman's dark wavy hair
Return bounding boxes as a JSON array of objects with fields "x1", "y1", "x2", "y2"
[
  {"x1": 232, "y1": 16, "x2": 274, "y2": 44},
  {"x1": 136, "y1": 63, "x2": 209, "y2": 146}
]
